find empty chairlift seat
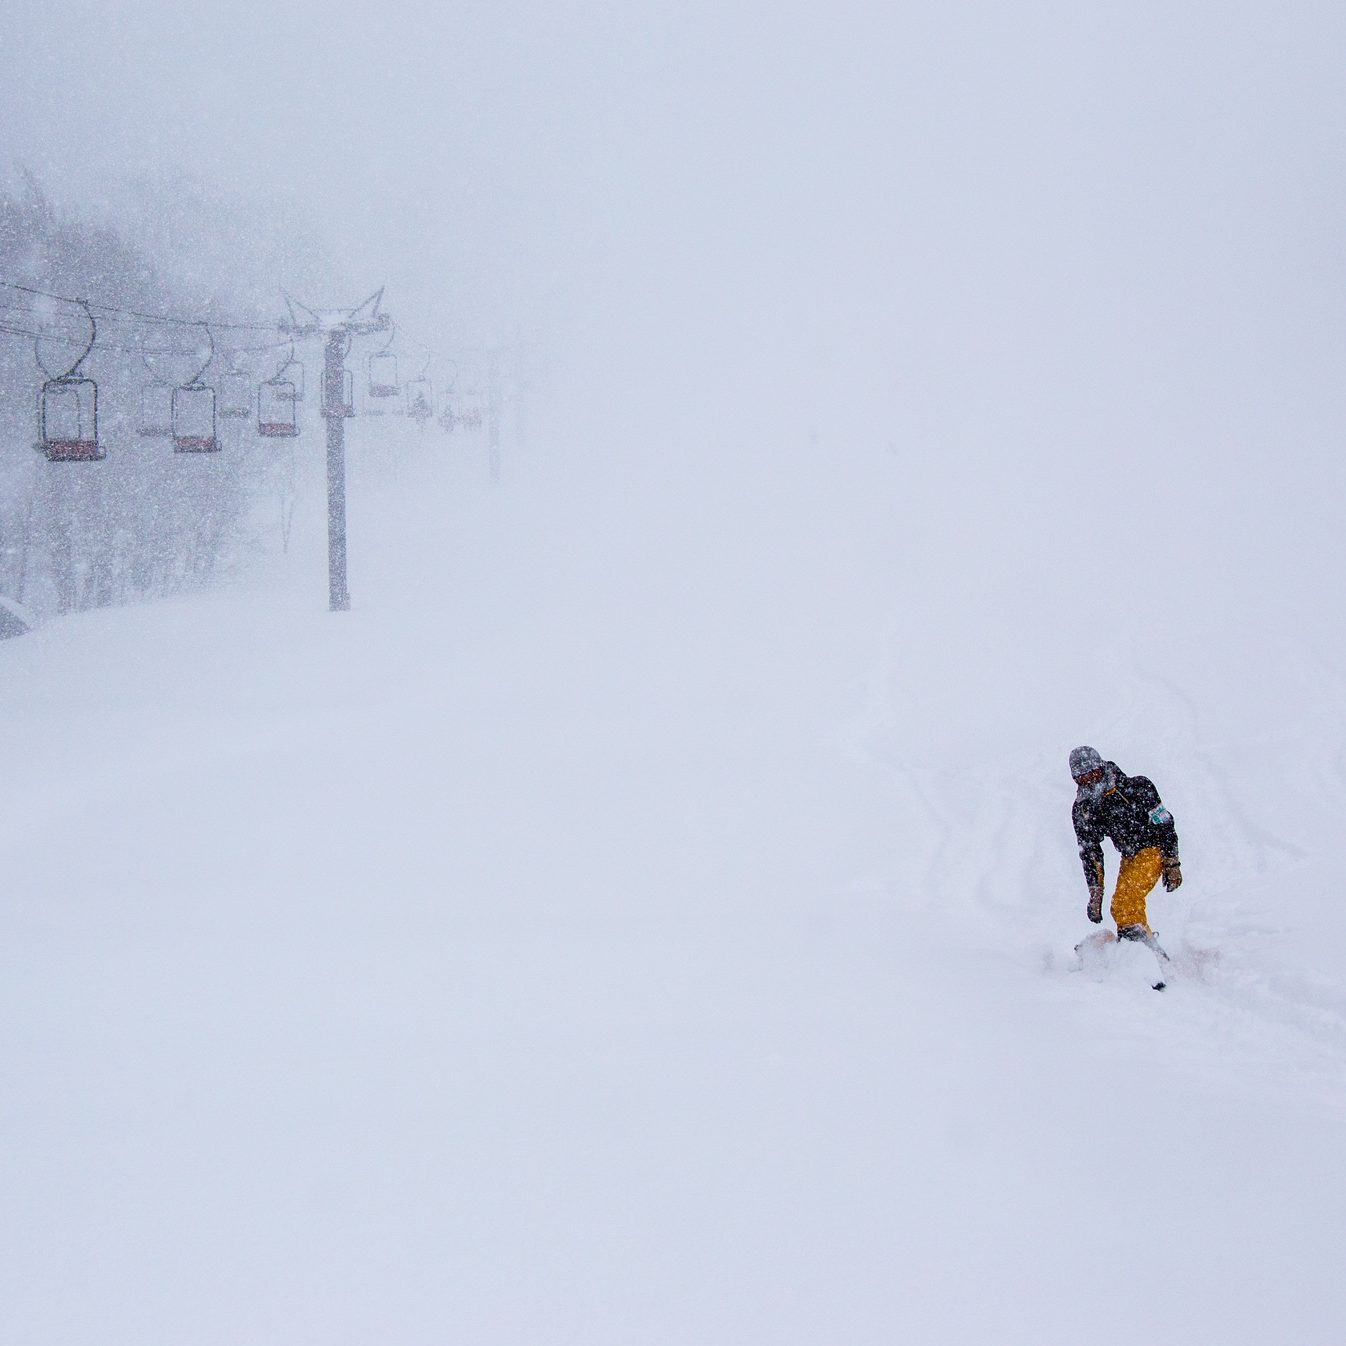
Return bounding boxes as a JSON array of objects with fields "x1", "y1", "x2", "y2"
[
  {"x1": 173, "y1": 382, "x2": 218, "y2": 453},
  {"x1": 460, "y1": 392, "x2": 484, "y2": 431},
  {"x1": 367, "y1": 350, "x2": 399, "y2": 401},
  {"x1": 258, "y1": 376, "x2": 299, "y2": 437},
  {"x1": 36, "y1": 301, "x2": 104, "y2": 462},
  {"x1": 40, "y1": 376, "x2": 104, "y2": 461},
  {"x1": 406, "y1": 377, "x2": 433, "y2": 425},
  {"x1": 220, "y1": 369, "x2": 252, "y2": 419},
  {"x1": 139, "y1": 379, "x2": 174, "y2": 438}
]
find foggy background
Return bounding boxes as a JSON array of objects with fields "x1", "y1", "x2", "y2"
[
  {"x1": 4, "y1": 0, "x2": 1345, "y2": 895},
  {"x1": 7, "y1": 0, "x2": 1341, "y2": 449},
  {"x1": 5, "y1": 6, "x2": 1346, "y2": 1343},
  {"x1": 2, "y1": 3, "x2": 1343, "y2": 870}
]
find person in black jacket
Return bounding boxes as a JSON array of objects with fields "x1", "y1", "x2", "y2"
[{"x1": 1069, "y1": 745, "x2": 1182, "y2": 939}]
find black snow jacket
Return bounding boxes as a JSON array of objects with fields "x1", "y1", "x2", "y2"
[{"x1": 1072, "y1": 763, "x2": 1180, "y2": 889}]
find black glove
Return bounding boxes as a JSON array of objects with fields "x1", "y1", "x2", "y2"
[
  {"x1": 1162, "y1": 858, "x2": 1183, "y2": 892},
  {"x1": 1086, "y1": 886, "x2": 1104, "y2": 923}
]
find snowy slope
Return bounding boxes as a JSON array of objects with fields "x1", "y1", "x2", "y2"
[{"x1": 3, "y1": 415, "x2": 1346, "y2": 1346}]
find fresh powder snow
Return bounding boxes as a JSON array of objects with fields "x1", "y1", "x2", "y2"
[
  {"x1": 3, "y1": 0, "x2": 1346, "y2": 1341},
  {"x1": 3, "y1": 409, "x2": 1345, "y2": 1344}
]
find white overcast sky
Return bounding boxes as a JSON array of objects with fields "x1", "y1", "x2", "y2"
[{"x1": 2, "y1": 0, "x2": 1343, "y2": 467}]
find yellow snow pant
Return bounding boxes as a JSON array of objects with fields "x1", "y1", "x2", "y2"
[{"x1": 1111, "y1": 847, "x2": 1163, "y2": 932}]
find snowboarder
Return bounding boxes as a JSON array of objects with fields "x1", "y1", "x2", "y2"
[{"x1": 1069, "y1": 745, "x2": 1182, "y2": 941}]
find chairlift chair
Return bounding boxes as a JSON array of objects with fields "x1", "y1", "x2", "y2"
[
  {"x1": 139, "y1": 379, "x2": 174, "y2": 437},
  {"x1": 367, "y1": 349, "x2": 399, "y2": 400},
  {"x1": 406, "y1": 376, "x2": 433, "y2": 427},
  {"x1": 259, "y1": 345, "x2": 303, "y2": 437},
  {"x1": 220, "y1": 368, "x2": 252, "y2": 419},
  {"x1": 40, "y1": 376, "x2": 103, "y2": 461},
  {"x1": 258, "y1": 376, "x2": 300, "y2": 438},
  {"x1": 36, "y1": 301, "x2": 104, "y2": 462},
  {"x1": 173, "y1": 383, "x2": 218, "y2": 452},
  {"x1": 323, "y1": 364, "x2": 356, "y2": 418},
  {"x1": 173, "y1": 325, "x2": 220, "y2": 452}
]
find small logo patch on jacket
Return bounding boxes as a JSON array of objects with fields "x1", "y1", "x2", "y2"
[{"x1": 1149, "y1": 807, "x2": 1172, "y2": 827}]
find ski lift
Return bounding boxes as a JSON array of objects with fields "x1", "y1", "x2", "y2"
[
  {"x1": 258, "y1": 347, "x2": 300, "y2": 438},
  {"x1": 220, "y1": 363, "x2": 252, "y2": 419},
  {"x1": 460, "y1": 390, "x2": 485, "y2": 432},
  {"x1": 406, "y1": 372, "x2": 433, "y2": 427},
  {"x1": 311, "y1": 328, "x2": 357, "y2": 421},
  {"x1": 139, "y1": 361, "x2": 174, "y2": 438},
  {"x1": 173, "y1": 324, "x2": 218, "y2": 453},
  {"x1": 41, "y1": 380, "x2": 102, "y2": 460},
  {"x1": 258, "y1": 379, "x2": 299, "y2": 437},
  {"x1": 438, "y1": 391, "x2": 456, "y2": 433},
  {"x1": 321, "y1": 356, "x2": 356, "y2": 418},
  {"x1": 174, "y1": 384, "x2": 218, "y2": 451},
  {"x1": 368, "y1": 352, "x2": 399, "y2": 399},
  {"x1": 367, "y1": 326, "x2": 399, "y2": 402},
  {"x1": 37, "y1": 301, "x2": 103, "y2": 462}
]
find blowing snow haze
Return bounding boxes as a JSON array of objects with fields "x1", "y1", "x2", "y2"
[
  {"x1": 4, "y1": 3, "x2": 1346, "y2": 1344},
  {"x1": 3, "y1": 1, "x2": 1342, "y2": 444}
]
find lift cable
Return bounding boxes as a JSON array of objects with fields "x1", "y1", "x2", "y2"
[
  {"x1": 0, "y1": 313, "x2": 292, "y2": 360},
  {"x1": 0, "y1": 276, "x2": 282, "y2": 334}
]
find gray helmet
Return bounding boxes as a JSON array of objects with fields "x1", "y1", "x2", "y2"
[{"x1": 1069, "y1": 745, "x2": 1103, "y2": 781}]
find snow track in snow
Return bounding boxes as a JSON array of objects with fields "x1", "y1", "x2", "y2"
[
  {"x1": 845, "y1": 649, "x2": 1346, "y2": 1103},
  {"x1": 6, "y1": 437, "x2": 1346, "y2": 1346}
]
